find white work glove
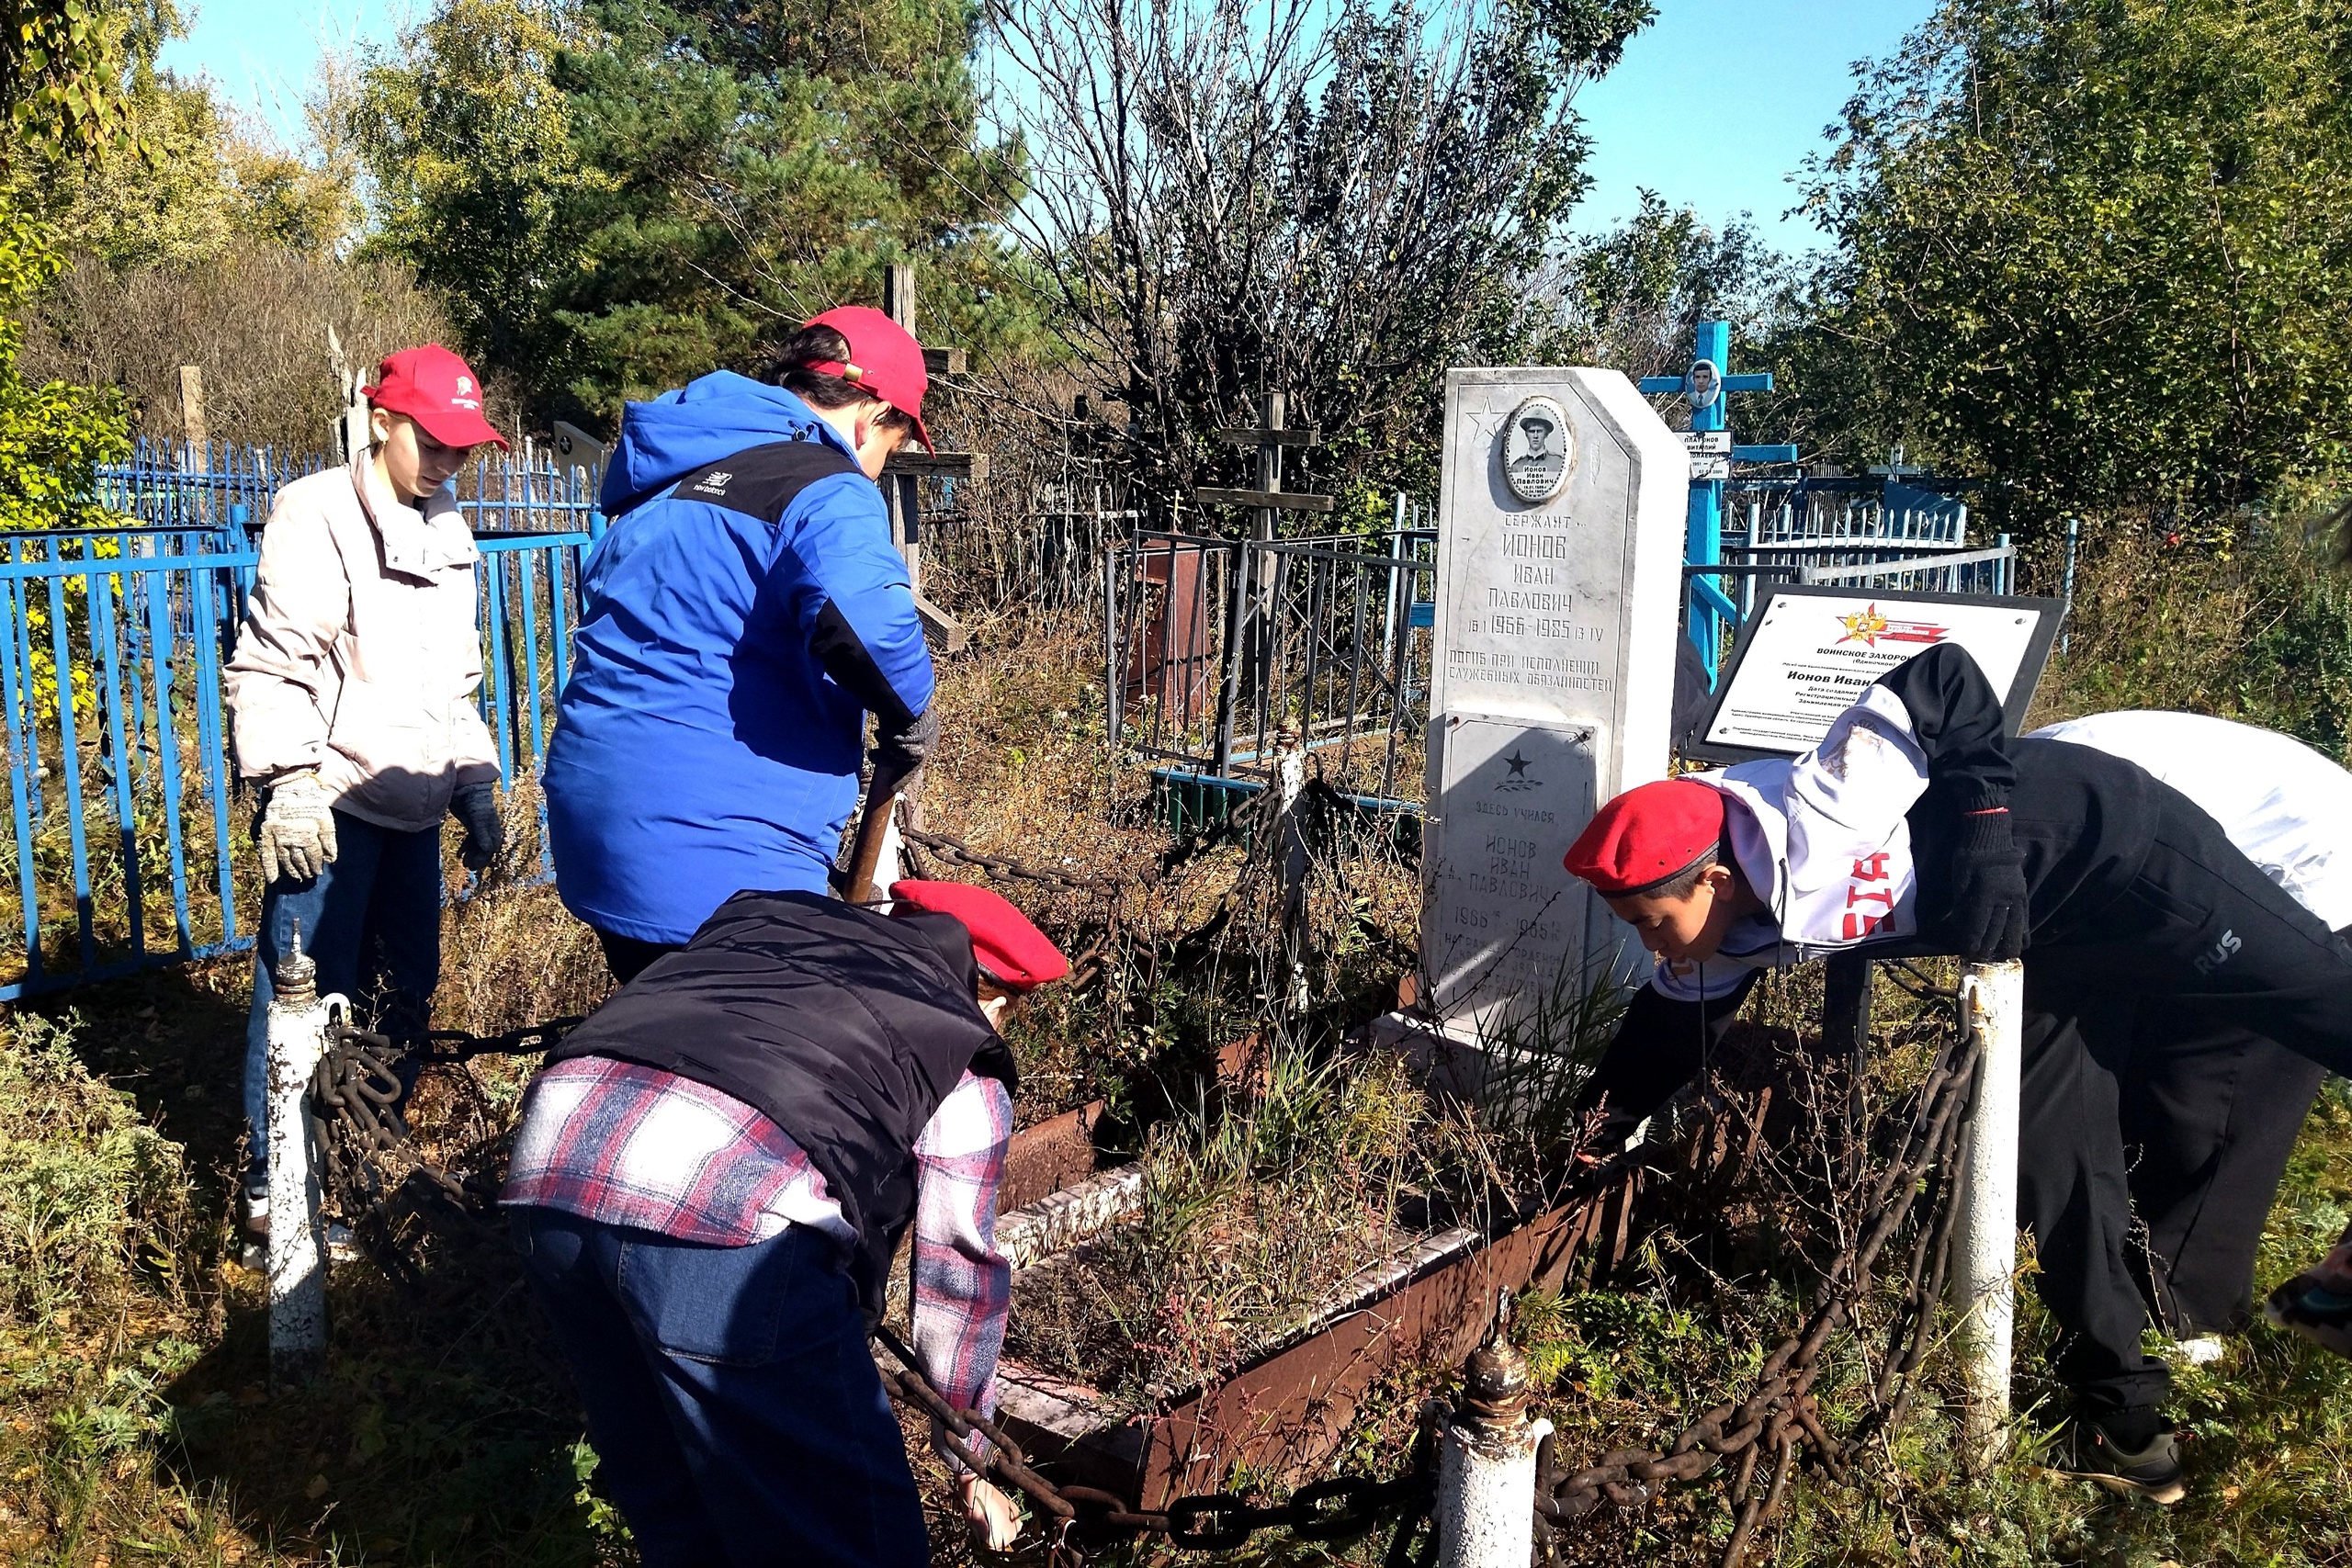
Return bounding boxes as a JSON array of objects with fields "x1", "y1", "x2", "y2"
[
  {"x1": 256, "y1": 771, "x2": 339, "y2": 884},
  {"x1": 958, "y1": 1473, "x2": 1020, "y2": 1551}
]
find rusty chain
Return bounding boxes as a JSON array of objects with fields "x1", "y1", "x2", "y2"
[
  {"x1": 307, "y1": 1017, "x2": 583, "y2": 1232},
  {"x1": 1532, "y1": 1005, "x2": 1984, "y2": 1566},
  {"x1": 902, "y1": 826, "x2": 1140, "y2": 895},
  {"x1": 870, "y1": 1321, "x2": 1440, "y2": 1564}
]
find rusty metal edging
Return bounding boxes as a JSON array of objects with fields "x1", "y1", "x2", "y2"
[{"x1": 1130, "y1": 1170, "x2": 1644, "y2": 1507}]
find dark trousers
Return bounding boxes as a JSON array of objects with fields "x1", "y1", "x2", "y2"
[
  {"x1": 243, "y1": 808, "x2": 444, "y2": 1189},
  {"x1": 2017, "y1": 789, "x2": 2352, "y2": 1416},
  {"x1": 2123, "y1": 1019, "x2": 2326, "y2": 1334},
  {"x1": 510, "y1": 1206, "x2": 929, "y2": 1568},
  {"x1": 595, "y1": 927, "x2": 684, "y2": 986}
]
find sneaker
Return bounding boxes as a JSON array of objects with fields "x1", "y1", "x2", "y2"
[
  {"x1": 236, "y1": 1190, "x2": 268, "y2": 1272},
  {"x1": 2044, "y1": 1417, "x2": 2187, "y2": 1506},
  {"x1": 2264, "y1": 1275, "x2": 2352, "y2": 1359}
]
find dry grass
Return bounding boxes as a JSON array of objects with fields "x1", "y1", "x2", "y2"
[
  {"x1": 22, "y1": 247, "x2": 460, "y2": 455},
  {"x1": 2031, "y1": 517, "x2": 2352, "y2": 760},
  {"x1": 1008, "y1": 1042, "x2": 1445, "y2": 1407}
]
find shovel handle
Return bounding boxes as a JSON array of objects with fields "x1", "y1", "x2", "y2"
[{"x1": 844, "y1": 788, "x2": 904, "y2": 905}]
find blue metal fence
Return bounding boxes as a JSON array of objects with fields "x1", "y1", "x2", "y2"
[
  {"x1": 0, "y1": 443, "x2": 605, "y2": 1001},
  {"x1": 96, "y1": 435, "x2": 600, "y2": 536}
]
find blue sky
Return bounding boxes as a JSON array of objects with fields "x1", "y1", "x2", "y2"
[
  {"x1": 157, "y1": 0, "x2": 410, "y2": 142},
  {"x1": 1571, "y1": 0, "x2": 1935, "y2": 253},
  {"x1": 163, "y1": 0, "x2": 1934, "y2": 255}
]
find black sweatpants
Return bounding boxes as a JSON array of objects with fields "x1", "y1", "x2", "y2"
[{"x1": 2005, "y1": 769, "x2": 2352, "y2": 1417}]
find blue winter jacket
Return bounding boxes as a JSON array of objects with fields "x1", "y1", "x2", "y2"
[{"x1": 544, "y1": 373, "x2": 933, "y2": 943}]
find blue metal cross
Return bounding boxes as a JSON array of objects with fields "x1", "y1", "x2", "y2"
[{"x1": 1640, "y1": 320, "x2": 1795, "y2": 682}]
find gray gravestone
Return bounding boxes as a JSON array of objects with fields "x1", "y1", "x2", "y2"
[{"x1": 1419, "y1": 368, "x2": 1689, "y2": 1046}]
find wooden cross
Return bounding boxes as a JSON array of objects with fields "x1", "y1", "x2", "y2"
[
  {"x1": 876, "y1": 263, "x2": 976, "y2": 653},
  {"x1": 1193, "y1": 391, "x2": 1333, "y2": 536}
]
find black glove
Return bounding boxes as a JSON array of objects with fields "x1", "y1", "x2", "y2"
[
  {"x1": 1943, "y1": 795, "x2": 2030, "y2": 961},
  {"x1": 867, "y1": 705, "x2": 940, "y2": 801},
  {"x1": 450, "y1": 781, "x2": 504, "y2": 872}
]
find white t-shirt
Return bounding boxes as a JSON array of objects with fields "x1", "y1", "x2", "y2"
[{"x1": 2030, "y1": 710, "x2": 2352, "y2": 931}]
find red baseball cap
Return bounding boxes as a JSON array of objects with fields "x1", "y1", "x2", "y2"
[
  {"x1": 364, "y1": 344, "x2": 507, "y2": 452},
  {"x1": 888, "y1": 879, "x2": 1069, "y2": 990},
  {"x1": 1563, "y1": 779, "x2": 1728, "y2": 898},
  {"x1": 805, "y1": 305, "x2": 935, "y2": 454}
]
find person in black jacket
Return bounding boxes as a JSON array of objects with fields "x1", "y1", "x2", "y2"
[
  {"x1": 1560, "y1": 644, "x2": 2352, "y2": 1504},
  {"x1": 499, "y1": 880, "x2": 1067, "y2": 1567}
]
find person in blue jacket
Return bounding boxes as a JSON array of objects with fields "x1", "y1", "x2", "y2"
[{"x1": 546, "y1": 308, "x2": 940, "y2": 980}]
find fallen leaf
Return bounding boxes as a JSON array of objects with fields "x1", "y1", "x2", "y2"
[{"x1": 303, "y1": 1474, "x2": 329, "y2": 1500}]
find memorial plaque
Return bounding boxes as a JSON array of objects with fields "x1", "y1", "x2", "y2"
[
  {"x1": 1690, "y1": 583, "x2": 2064, "y2": 764},
  {"x1": 1420, "y1": 716, "x2": 1626, "y2": 1045},
  {"x1": 1420, "y1": 368, "x2": 1689, "y2": 1040}
]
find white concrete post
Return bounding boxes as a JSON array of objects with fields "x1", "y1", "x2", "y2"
[
  {"x1": 1437, "y1": 1319, "x2": 1552, "y2": 1568},
  {"x1": 1273, "y1": 732, "x2": 1309, "y2": 1013},
  {"x1": 266, "y1": 923, "x2": 341, "y2": 1386},
  {"x1": 1950, "y1": 959, "x2": 2024, "y2": 1464}
]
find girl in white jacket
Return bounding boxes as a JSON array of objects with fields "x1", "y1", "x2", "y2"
[{"x1": 223, "y1": 344, "x2": 508, "y2": 1256}]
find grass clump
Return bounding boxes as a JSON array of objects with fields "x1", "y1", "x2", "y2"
[
  {"x1": 0, "y1": 1010, "x2": 190, "y2": 1323},
  {"x1": 1009, "y1": 1042, "x2": 1447, "y2": 1405}
]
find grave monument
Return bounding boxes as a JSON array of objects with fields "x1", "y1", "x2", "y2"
[{"x1": 1416, "y1": 368, "x2": 1690, "y2": 1046}]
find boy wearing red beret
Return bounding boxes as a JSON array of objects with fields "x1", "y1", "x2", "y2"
[
  {"x1": 1563, "y1": 644, "x2": 2352, "y2": 1503},
  {"x1": 500, "y1": 880, "x2": 1066, "y2": 1565}
]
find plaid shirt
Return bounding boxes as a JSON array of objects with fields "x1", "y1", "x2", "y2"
[{"x1": 501, "y1": 1055, "x2": 1012, "y2": 1462}]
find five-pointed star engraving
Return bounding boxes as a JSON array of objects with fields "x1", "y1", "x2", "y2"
[
  {"x1": 1503, "y1": 750, "x2": 1532, "y2": 778},
  {"x1": 1463, "y1": 387, "x2": 1517, "y2": 444}
]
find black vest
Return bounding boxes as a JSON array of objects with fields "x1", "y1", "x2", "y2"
[{"x1": 544, "y1": 890, "x2": 1015, "y2": 1317}]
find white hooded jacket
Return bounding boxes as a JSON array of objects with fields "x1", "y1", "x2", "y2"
[{"x1": 224, "y1": 452, "x2": 502, "y2": 833}]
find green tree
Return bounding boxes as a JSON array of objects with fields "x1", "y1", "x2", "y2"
[
  {"x1": 0, "y1": 0, "x2": 141, "y2": 529},
  {"x1": 2, "y1": 0, "x2": 145, "y2": 170},
  {"x1": 1775, "y1": 0, "x2": 2352, "y2": 535},
  {"x1": 1539, "y1": 190, "x2": 1780, "y2": 384},
  {"x1": 353, "y1": 0, "x2": 1031, "y2": 425}
]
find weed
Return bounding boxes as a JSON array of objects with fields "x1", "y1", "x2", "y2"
[{"x1": 1008, "y1": 1041, "x2": 1442, "y2": 1405}]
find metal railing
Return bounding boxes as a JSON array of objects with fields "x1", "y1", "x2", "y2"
[
  {"x1": 1105, "y1": 520, "x2": 1436, "y2": 807},
  {"x1": 1692, "y1": 479, "x2": 2013, "y2": 649},
  {"x1": 94, "y1": 436, "x2": 602, "y2": 538},
  {"x1": 0, "y1": 521, "x2": 594, "y2": 1000}
]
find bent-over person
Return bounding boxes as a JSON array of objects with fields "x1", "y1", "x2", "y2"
[{"x1": 500, "y1": 879, "x2": 1061, "y2": 1566}]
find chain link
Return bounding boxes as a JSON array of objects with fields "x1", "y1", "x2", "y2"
[
  {"x1": 902, "y1": 827, "x2": 1141, "y2": 895},
  {"x1": 1532, "y1": 1016, "x2": 1984, "y2": 1566}
]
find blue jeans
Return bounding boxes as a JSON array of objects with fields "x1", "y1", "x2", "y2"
[
  {"x1": 243, "y1": 808, "x2": 444, "y2": 1189},
  {"x1": 508, "y1": 1207, "x2": 929, "y2": 1568}
]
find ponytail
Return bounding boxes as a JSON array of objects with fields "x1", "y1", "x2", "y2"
[{"x1": 763, "y1": 325, "x2": 917, "y2": 438}]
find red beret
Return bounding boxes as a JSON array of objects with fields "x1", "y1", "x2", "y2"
[
  {"x1": 888, "y1": 879, "x2": 1069, "y2": 990},
  {"x1": 1563, "y1": 779, "x2": 1727, "y2": 897}
]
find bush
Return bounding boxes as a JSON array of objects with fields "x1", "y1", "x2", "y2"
[
  {"x1": 2041, "y1": 519, "x2": 2352, "y2": 763},
  {"x1": 20, "y1": 243, "x2": 456, "y2": 456},
  {"x1": 0, "y1": 1011, "x2": 190, "y2": 1325}
]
